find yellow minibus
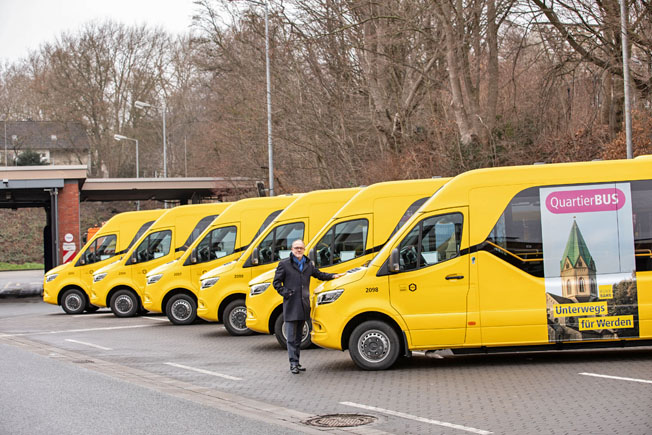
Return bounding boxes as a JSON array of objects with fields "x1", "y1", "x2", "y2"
[
  {"x1": 197, "y1": 188, "x2": 360, "y2": 335},
  {"x1": 43, "y1": 209, "x2": 164, "y2": 314},
  {"x1": 311, "y1": 157, "x2": 652, "y2": 369},
  {"x1": 142, "y1": 195, "x2": 297, "y2": 324},
  {"x1": 246, "y1": 178, "x2": 449, "y2": 349},
  {"x1": 91, "y1": 202, "x2": 230, "y2": 317}
]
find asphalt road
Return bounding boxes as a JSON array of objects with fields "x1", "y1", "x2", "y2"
[
  {"x1": 1, "y1": 298, "x2": 651, "y2": 434},
  {"x1": 0, "y1": 343, "x2": 292, "y2": 435},
  {"x1": 0, "y1": 270, "x2": 43, "y2": 298}
]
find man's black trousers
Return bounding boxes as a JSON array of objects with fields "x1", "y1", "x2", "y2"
[{"x1": 285, "y1": 320, "x2": 304, "y2": 366}]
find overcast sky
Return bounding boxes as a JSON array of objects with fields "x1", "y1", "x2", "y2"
[{"x1": 0, "y1": 0, "x2": 198, "y2": 64}]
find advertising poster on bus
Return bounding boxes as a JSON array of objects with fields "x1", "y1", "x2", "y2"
[{"x1": 539, "y1": 183, "x2": 639, "y2": 343}]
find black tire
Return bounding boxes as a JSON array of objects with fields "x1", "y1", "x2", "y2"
[
  {"x1": 110, "y1": 289, "x2": 139, "y2": 317},
  {"x1": 61, "y1": 288, "x2": 86, "y2": 315},
  {"x1": 223, "y1": 299, "x2": 252, "y2": 336},
  {"x1": 273, "y1": 314, "x2": 312, "y2": 349},
  {"x1": 348, "y1": 320, "x2": 400, "y2": 370},
  {"x1": 166, "y1": 294, "x2": 197, "y2": 325}
]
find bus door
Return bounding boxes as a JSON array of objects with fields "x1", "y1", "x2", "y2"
[{"x1": 389, "y1": 208, "x2": 469, "y2": 348}]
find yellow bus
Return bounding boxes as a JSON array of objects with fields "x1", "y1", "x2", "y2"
[
  {"x1": 43, "y1": 209, "x2": 164, "y2": 314},
  {"x1": 142, "y1": 195, "x2": 297, "y2": 324},
  {"x1": 246, "y1": 178, "x2": 449, "y2": 349},
  {"x1": 312, "y1": 157, "x2": 652, "y2": 369},
  {"x1": 197, "y1": 188, "x2": 360, "y2": 335},
  {"x1": 91, "y1": 202, "x2": 230, "y2": 317}
]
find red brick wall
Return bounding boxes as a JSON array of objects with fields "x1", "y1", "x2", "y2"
[{"x1": 57, "y1": 180, "x2": 80, "y2": 264}]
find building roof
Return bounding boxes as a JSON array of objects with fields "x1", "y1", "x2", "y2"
[
  {"x1": 0, "y1": 167, "x2": 262, "y2": 207},
  {"x1": 1, "y1": 121, "x2": 90, "y2": 151},
  {"x1": 560, "y1": 220, "x2": 596, "y2": 271}
]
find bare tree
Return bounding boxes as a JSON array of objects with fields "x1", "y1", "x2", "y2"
[
  {"x1": 28, "y1": 21, "x2": 173, "y2": 177},
  {"x1": 527, "y1": 0, "x2": 652, "y2": 136},
  {"x1": 433, "y1": 0, "x2": 514, "y2": 156}
]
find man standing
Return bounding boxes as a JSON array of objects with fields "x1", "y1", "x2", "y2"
[{"x1": 273, "y1": 239, "x2": 343, "y2": 374}]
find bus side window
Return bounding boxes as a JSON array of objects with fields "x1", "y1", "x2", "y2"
[
  {"x1": 397, "y1": 213, "x2": 463, "y2": 271},
  {"x1": 485, "y1": 187, "x2": 543, "y2": 277},
  {"x1": 631, "y1": 180, "x2": 652, "y2": 271}
]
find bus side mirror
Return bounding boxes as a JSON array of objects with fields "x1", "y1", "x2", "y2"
[
  {"x1": 389, "y1": 249, "x2": 400, "y2": 273},
  {"x1": 308, "y1": 248, "x2": 316, "y2": 263},
  {"x1": 130, "y1": 256, "x2": 138, "y2": 264},
  {"x1": 190, "y1": 251, "x2": 197, "y2": 264},
  {"x1": 80, "y1": 258, "x2": 86, "y2": 265},
  {"x1": 251, "y1": 247, "x2": 260, "y2": 265}
]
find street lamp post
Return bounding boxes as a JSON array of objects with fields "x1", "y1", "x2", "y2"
[
  {"x1": 232, "y1": 0, "x2": 274, "y2": 195},
  {"x1": 114, "y1": 134, "x2": 140, "y2": 210},
  {"x1": 134, "y1": 100, "x2": 167, "y2": 177},
  {"x1": 114, "y1": 134, "x2": 139, "y2": 178},
  {"x1": 262, "y1": 0, "x2": 274, "y2": 196},
  {"x1": 3, "y1": 120, "x2": 7, "y2": 166},
  {"x1": 620, "y1": 0, "x2": 633, "y2": 158}
]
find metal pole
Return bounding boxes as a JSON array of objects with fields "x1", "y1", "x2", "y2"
[
  {"x1": 50, "y1": 188, "x2": 59, "y2": 267},
  {"x1": 136, "y1": 138, "x2": 140, "y2": 210},
  {"x1": 264, "y1": 0, "x2": 274, "y2": 196},
  {"x1": 184, "y1": 135, "x2": 187, "y2": 177},
  {"x1": 4, "y1": 120, "x2": 7, "y2": 166},
  {"x1": 135, "y1": 139, "x2": 139, "y2": 179},
  {"x1": 163, "y1": 102, "x2": 167, "y2": 177},
  {"x1": 620, "y1": 0, "x2": 632, "y2": 159}
]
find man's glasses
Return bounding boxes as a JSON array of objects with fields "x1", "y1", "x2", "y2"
[{"x1": 292, "y1": 247, "x2": 305, "y2": 250}]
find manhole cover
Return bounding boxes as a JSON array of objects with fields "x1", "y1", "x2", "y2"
[{"x1": 304, "y1": 414, "x2": 376, "y2": 428}]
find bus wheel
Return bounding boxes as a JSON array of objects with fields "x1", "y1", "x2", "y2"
[
  {"x1": 61, "y1": 289, "x2": 86, "y2": 315},
  {"x1": 274, "y1": 315, "x2": 312, "y2": 349},
  {"x1": 166, "y1": 294, "x2": 197, "y2": 325},
  {"x1": 223, "y1": 300, "x2": 252, "y2": 336},
  {"x1": 348, "y1": 320, "x2": 400, "y2": 370},
  {"x1": 110, "y1": 289, "x2": 139, "y2": 317}
]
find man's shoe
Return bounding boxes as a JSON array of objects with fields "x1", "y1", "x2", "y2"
[
  {"x1": 290, "y1": 365, "x2": 299, "y2": 374},
  {"x1": 296, "y1": 364, "x2": 306, "y2": 372}
]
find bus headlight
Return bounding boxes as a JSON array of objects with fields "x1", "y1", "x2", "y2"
[
  {"x1": 93, "y1": 273, "x2": 107, "y2": 283},
  {"x1": 147, "y1": 274, "x2": 163, "y2": 285},
  {"x1": 316, "y1": 289, "x2": 344, "y2": 306},
  {"x1": 45, "y1": 274, "x2": 58, "y2": 283},
  {"x1": 201, "y1": 277, "x2": 220, "y2": 289},
  {"x1": 250, "y1": 282, "x2": 270, "y2": 296}
]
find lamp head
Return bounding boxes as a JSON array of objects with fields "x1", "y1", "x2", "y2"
[{"x1": 134, "y1": 101, "x2": 151, "y2": 109}]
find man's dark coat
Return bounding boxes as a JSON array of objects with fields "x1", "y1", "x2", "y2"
[{"x1": 273, "y1": 255, "x2": 335, "y2": 321}]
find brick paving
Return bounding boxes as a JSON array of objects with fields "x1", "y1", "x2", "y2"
[{"x1": 1, "y1": 301, "x2": 651, "y2": 434}]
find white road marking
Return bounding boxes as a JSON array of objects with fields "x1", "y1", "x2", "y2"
[
  {"x1": 579, "y1": 372, "x2": 652, "y2": 385},
  {"x1": 340, "y1": 401, "x2": 492, "y2": 435},
  {"x1": 70, "y1": 313, "x2": 114, "y2": 318},
  {"x1": 65, "y1": 339, "x2": 112, "y2": 351},
  {"x1": 0, "y1": 324, "x2": 151, "y2": 338},
  {"x1": 143, "y1": 316, "x2": 169, "y2": 322},
  {"x1": 164, "y1": 362, "x2": 242, "y2": 381}
]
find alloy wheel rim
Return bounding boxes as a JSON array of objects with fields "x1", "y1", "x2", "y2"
[
  {"x1": 171, "y1": 299, "x2": 192, "y2": 321},
  {"x1": 230, "y1": 306, "x2": 248, "y2": 331},
  {"x1": 358, "y1": 330, "x2": 390, "y2": 363},
  {"x1": 65, "y1": 294, "x2": 82, "y2": 311},
  {"x1": 115, "y1": 295, "x2": 134, "y2": 314}
]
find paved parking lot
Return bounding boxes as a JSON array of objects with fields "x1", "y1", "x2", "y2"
[{"x1": 1, "y1": 298, "x2": 651, "y2": 434}]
